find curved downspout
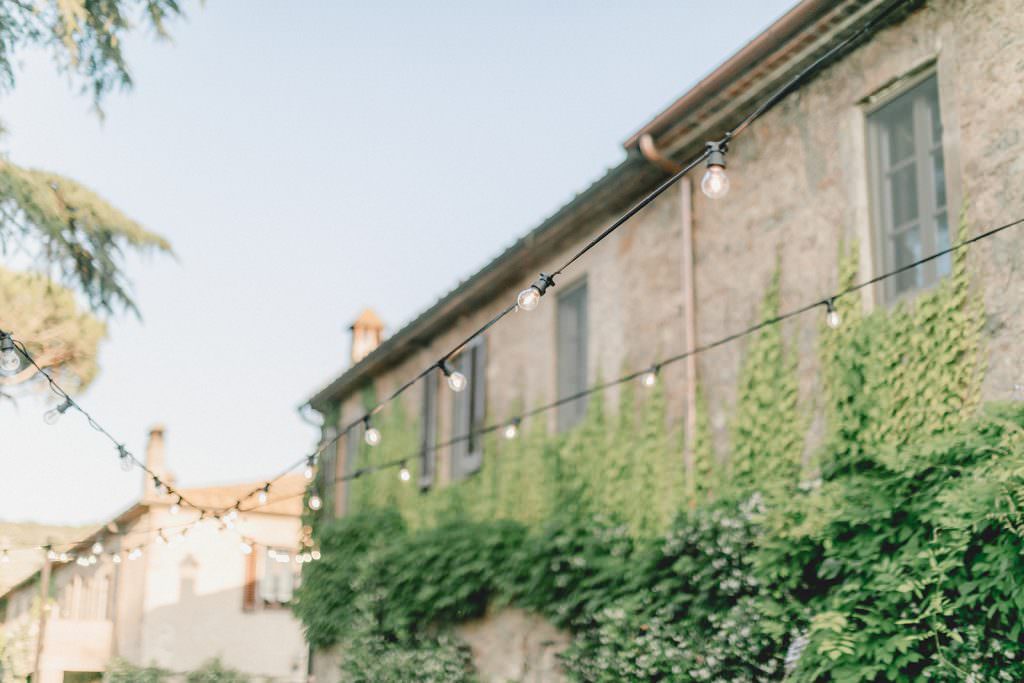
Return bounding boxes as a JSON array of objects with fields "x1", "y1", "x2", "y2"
[{"x1": 638, "y1": 134, "x2": 699, "y2": 506}]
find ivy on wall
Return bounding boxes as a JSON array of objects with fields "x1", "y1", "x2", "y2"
[{"x1": 300, "y1": 213, "x2": 1014, "y2": 681}]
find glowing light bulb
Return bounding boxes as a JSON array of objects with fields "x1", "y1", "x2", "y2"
[
  {"x1": 1, "y1": 550, "x2": 9, "y2": 564},
  {"x1": 112, "y1": 554, "x2": 122, "y2": 565},
  {"x1": 59, "y1": 553, "x2": 69, "y2": 563},
  {"x1": 308, "y1": 494, "x2": 322, "y2": 511},
  {"x1": 0, "y1": 336, "x2": 19, "y2": 375},
  {"x1": 517, "y1": 287, "x2": 541, "y2": 311},
  {"x1": 91, "y1": 541, "x2": 103, "y2": 555},
  {"x1": 129, "y1": 548, "x2": 142, "y2": 560},
  {"x1": 304, "y1": 464, "x2": 314, "y2": 480},
  {"x1": 701, "y1": 165, "x2": 730, "y2": 199},
  {"x1": 170, "y1": 498, "x2": 181, "y2": 515},
  {"x1": 47, "y1": 549, "x2": 58, "y2": 561},
  {"x1": 42, "y1": 399, "x2": 72, "y2": 426},
  {"x1": 399, "y1": 464, "x2": 411, "y2": 482},
  {"x1": 364, "y1": 427, "x2": 381, "y2": 447},
  {"x1": 302, "y1": 552, "x2": 313, "y2": 563},
  {"x1": 641, "y1": 370, "x2": 658, "y2": 387},
  {"x1": 240, "y1": 541, "x2": 253, "y2": 555},
  {"x1": 825, "y1": 301, "x2": 842, "y2": 329},
  {"x1": 226, "y1": 508, "x2": 239, "y2": 522},
  {"x1": 447, "y1": 370, "x2": 467, "y2": 392},
  {"x1": 258, "y1": 489, "x2": 268, "y2": 505},
  {"x1": 311, "y1": 550, "x2": 321, "y2": 560},
  {"x1": 503, "y1": 422, "x2": 519, "y2": 440}
]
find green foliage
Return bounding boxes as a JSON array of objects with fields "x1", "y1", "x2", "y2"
[
  {"x1": 365, "y1": 519, "x2": 527, "y2": 637},
  {"x1": 0, "y1": 163, "x2": 173, "y2": 314},
  {"x1": 338, "y1": 622, "x2": 479, "y2": 683},
  {"x1": 184, "y1": 659, "x2": 249, "y2": 683},
  {"x1": 104, "y1": 659, "x2": 170, "y2": 683},
  {"x1": 0, "y1": 266, "x2": 106, "y2": 395},
  {"x1": 293, "y1": 508, "x2": 406, "y2": 648},
  {"x1": 728, "y1": 266, "x2": 804, "y2": 494},
  {"x1": 0, "y1": 0, "x2": 184, "y2": 108}
]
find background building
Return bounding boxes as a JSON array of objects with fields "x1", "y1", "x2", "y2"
[{"x1": 0, "y1": 427, "x2": 309, "y2": 683}]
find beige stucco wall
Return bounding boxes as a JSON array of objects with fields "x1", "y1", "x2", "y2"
[{"x1": 137, "y1": 507, "x2": 307, "y2": 680}]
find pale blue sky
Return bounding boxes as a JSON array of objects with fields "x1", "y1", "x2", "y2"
[{"x1": 0, "y1": 0, "x2": 794, "y2": 525}]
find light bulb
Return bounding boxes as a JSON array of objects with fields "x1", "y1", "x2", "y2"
[
  {"x1": 258, "y1": 490, "x2": 268, "y2": 505},
  {"x1": 156, "y1": 533, "x2": 167, "y2": 546},
  {"x1": 302, "y1": 552, "x2": 313, "y2": 562},
  {"x1": 240, "y1": 541, "x2": 253, "y2": 555},
  {"x1": 304, "y1": 464, "x2": 314, "y2": 480},
  {"x1": 91, "y1": 541, "x2": 103, "y2": 555},
  {"x1": 364, "y1": 427, "x2": 381, "y2": 446},
  {"x1": 399, "y1": 464, "x2": 411, "y2": 482},
  {"x1": 42, "y1": 399, "x2": 71, "y2": 426},
  {"x1": 447, "y1": 370, "x2": 467, "y2": 392},
  {"x1": 88, "y1": 555, "x2": 98, "y2": 565},
  {"x1": 226, "y1": 508, "x2": 239, "y2": 522},
  {"x1": 112, "y1": 554, "x2": 122, "y2": 565},
  {"x1": 59, "y1": 553, "x2": 69, "y2": 563},
  {"x1": 129, "y1": 548, "x2": 142, "y2": 560},
  {"x1": 47, "y1": 549, "x2": 58, "y2": 561},
  {"x1": 517, "y1": 287, "x2": 541, "y2": 311},
  {"x1": 641, "y1": 371, "x2": 658, "y2": 387},
  {"x1": 826, "y1": 308, "x2": 841, "y2": 329},
  {"x1": 701, "y1": 165, "x2": 730, "y2": 199},
  {"x1": 311, "y1": 550, "x2": 321, "y2": 560},
  {"x1": 1, "y1": 550, "x2": 9, "y2": 564},
  {"x1": 0, "y1": 337, "x2": 19, "y2": 375},
  {"x1": 170, "y1": 498, "x2": 181, "y2": 515},
  {"x1": 503, "y1": 422, "x2": 519, "y2": 440},
  {"x1": 308, "y1": 494, "x2": 322, "y2": 511}
]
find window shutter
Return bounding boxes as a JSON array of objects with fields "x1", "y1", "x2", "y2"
[
  {"x1": 466, "y1": 341, "x2": 486, "y2": 474},
  {"x1": 243, "y1": 544, "x2": 258, "y2": 611},
  {"x1": 420, "y1": 371, "x2": 438, "y2": 488},
  {"x1": 557, "y1": 281, "x2": 588, "y2": 431}
]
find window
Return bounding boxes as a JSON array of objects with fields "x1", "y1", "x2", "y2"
[
  {"x1": 868, "y1": 74, "x2": 949, "y2": 299},
  {"x1": 420, "y1": 370, "x2": 438, "y2": 488},
  {"x1": 557, "y1": 279, "x2": 588, "y2": 431},
  {"x1": 260, "y1": 547, "x2": 298, "y2": 606},
  {"x1": 451, "y1": 338, "x2": 486, "y2": 480}
]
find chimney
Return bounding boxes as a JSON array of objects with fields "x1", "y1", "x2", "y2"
[
  {"x1": 349, "y1": 309, "x2": 384, "y2": 365},
  {"x1": 143, "y1": 424, "x2": 173, "y2": 499}
]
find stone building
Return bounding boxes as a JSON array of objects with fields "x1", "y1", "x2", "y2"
[
  {"x1": 0, "y1": 427, "x2": 309, "y2": 682},
  {"x1": 304, "y1": 0, "x2": 1024, "y2": 678}
]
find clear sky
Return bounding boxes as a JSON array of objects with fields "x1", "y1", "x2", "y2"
[{"x1": 0, "y1": 0, "x2": 795, "y2": 525}]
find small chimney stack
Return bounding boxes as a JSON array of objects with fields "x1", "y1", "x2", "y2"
[
  {"x1": 143, "y1": 424, "x2": 173, "y2": 499},
  {"x1": 349, "y1": 309, "x2": 384, "y2": 365}
]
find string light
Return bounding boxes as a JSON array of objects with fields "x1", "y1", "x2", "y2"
[
  {"x1": 304, "y1": 456, "x2": 315, "y2": 481},
  {"x1": 258, "y1": 485, "x2": 269, "y2": 505},
  {"x1": 517, "y1": 273, "x2": 556, "y2": 312},
  {"x1": 1, "y1": 549, "x2": 9, "y2": 564},
  {"x1": 441, "y1": 361, "x2": 467, "y2": 393},
  {"x1": 825, "y1": 299, "x2": 841, "y2": 329},
  {"x1": 503, "y1": 418, "x2": 520, "y2": 440},
  {"x1": 129, "y1": 548, "x2": 143, "y2": 560},
  {"x1": 641, "y1": 366, "x2": 659, "y2": 387},
  {"x1": 153, "y1": 476, "x2": 168, "y2": 496},
  {"x1": 308, "y1": 490, "x2": 323, "y2": 511},
  {"x1": 364, "y1": 417, "x2": 381, "y2": 447},
  {"x1": 112, "y1": 554, "x2": 122, "y2": 564},
  {"x1": 91, "y1": 541, "x2": 103, "y2": 555},
  {"x1": 170, "y1": 496, "x2": 182, "y2": 515},
  {"x1": 311, "y1": 549, "x2": 321, "y2": 560},
  {"x1": 398, "y1": 462, "x2": 411, "y2": 482},
  {"x1": 0, "y1": 334, "x2": 20, "y2": 375},
  {"x1": 42, "y1": 397, "x2": 73, "y2": 425},
  {"x1": 239, "y1": 541, "x2": 253, "y2": 555},
  {"x1": 59, "y1": 552, "x2": 69, "y2": 563},
  {"x1": 701, "y1": 140, "x2": 730, "y2": 199}
]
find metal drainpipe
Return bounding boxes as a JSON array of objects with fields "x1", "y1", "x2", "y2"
[{"x1": 638, "y1": 134, "x2": 698, "y2": 504}]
